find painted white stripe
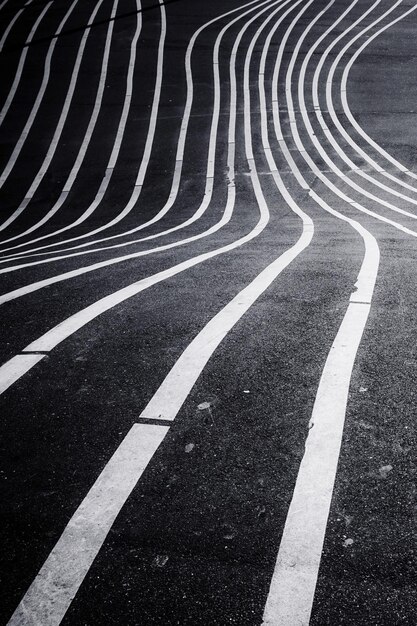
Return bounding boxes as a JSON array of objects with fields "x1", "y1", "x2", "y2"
[
  {"x1": 0, "y1": 353, "x2": 45, "y2": 396},
  {"x1": 262, "y1": 301, "x2": 375, "y2": 625},
  {"x1": 0, "y1": 0, "x2": 107, "y2": 232},
  {"x1": 0, "y1": 2, "x2": 53, "y2": 127},
  {"x1": 280, "y1": 0, "x2": 417, "y2": 241},
  {"x1": 338, "y1": 4, "x2": 417, "y2": 183},
  {"x1": 0, "y1": 1, "x2": 287, "y2": 301},
  {"x1": 0, "y1": 7, "x2": 24, "y2": 52},
  {"x1": 0, "y1": 0, "x2": 237, "y2": 255},
  {"x1": 0, "y1": 0, "x2": 272, "y2": 263},
  {"x1": 317, "y1": 2, "x2": 417, "y2": 205},
  {"x1": 5, "y1": 4, "x2": 314, "y2": 623},
  {"x1": 7, "y1": 423, "x2": 169, "y2": 626},
  {"x1": 0, "y1": 0, "x2": 269, "y2": 259},
  {"x1": 0, "y1": 0, "x2": 80, "y2": 195},
  {"x1": 262, "y1": 3, "x2": 381, "y2": 622},
  {"x1": 292, "y1": 0, "x2": 417, "y2": 225},
  {"x1": 311, "y1": 1, "x2": 417, "y2": 201}
]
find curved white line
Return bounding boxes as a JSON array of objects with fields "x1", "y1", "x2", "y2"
[
  {"x1": 0, "y1": 0, "x2": 258, "y2": 257},
  {"x1": 263, "y1": 1, "x2": 380, "y2": 622},
  {"x1": 5, "y1": 3, "x2": 314, "y2": 621},
  {"x1": 317, "y1": 1, "x2": 417, "y2": 203},
  {"x1": 0, "y1": 0, "x2": 80, "y2": 195},
  {"x1": 0, "y1": 0, "x2": 285, "y2": 295},
  {"x1": 0, "y1": 2, "x2": 53, "y2": 126},
  {"x1": 0, "y1": 0, "x2": 108, "y2": 232},
  {"x1": 339, "y1": 4, "x2": 417, "y2": 183},
  {"x1": 278, "y1": 0, "x2": 417, "y2": 240}
]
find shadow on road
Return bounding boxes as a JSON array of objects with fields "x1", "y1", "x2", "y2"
[{"x1": 2, "y1": 0, "x2": 185, "y2": 54}]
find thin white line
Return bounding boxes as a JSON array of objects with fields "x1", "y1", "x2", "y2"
[
  {"x1": 339, "y1": 5, "x2": 417, "y2": 183},
  {"x1": 0, "y1": 2, "x2": 53, "y2": 127},
  {"x1": 0, "y1": 0, "x2": 80, "y2": 194},
  {"x1": 0, "y1": 7, "x2": 24, "y2": 52},
  {"x1": 281, "y1": 0, "x2": 417, "y2": 240},
  {"x1": 0, "y1": 0, "x2": 263, "y2": 257},
  {"x1": 0, "y1": 0, "x2": 107, "y2": 232},
  {"x1": 317, "y1": 1, "x2": 417, "y2": 205},
  {"x1": 0, "y1": 1, "x2": 284, "y2": 297}
]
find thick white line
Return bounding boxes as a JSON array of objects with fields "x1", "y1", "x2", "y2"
[
  {"x1": 262, "y1": 301, "x2": 375, "y2": 625},
  {"x1": 262, "y1": 2, "x2": 381, "y2": 622},
  {"x1": 7, "y1": 423, "x2": 169, "y2": 626},
  {"x1": 0, "y1": 0, "x2": 80, "y2": 194}
]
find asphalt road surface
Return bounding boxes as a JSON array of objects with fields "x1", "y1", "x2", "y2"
[{"x1": 1, "y1": 0, "x2": 417, "y2": 624}]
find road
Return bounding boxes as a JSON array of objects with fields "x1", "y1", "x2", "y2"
[{"x1": 1, "y1": 0, "x2": 417, "y2": 623}]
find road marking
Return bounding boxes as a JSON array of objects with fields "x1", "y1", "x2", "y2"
[
  {"x1": 262, "y1": 298, "x2": 376, "y2": 625},
  {"x1": 0, "y1": 0, "x2": 80, "y2": 193},
  {"x1": 259, "y1": 1, "x2": 383, "y2": 622},
  {"x1": 318, "y1": 1, "x2": 417, "y2": 207},
  {"x1": 0, "y1": 0, "x2": 139, "y2": 242},
  {"x1": 7, "y1": 423, "x2": 169, "y2": 626},
  {"x1": 0, "y1": 0, "x2": 265, "y2": 259},
  {"x1": 5, "y1": 3, "x2": 314, "y2": 622},
  {"x1": 0, "y1": 0, "x2": 108, "y2": 232},
  {"x1": 0, "y1": 3, "x2": 53, "y2": 126},
  {"x1": 338, "y1": 3, "x2": 417, "y2": 184}
]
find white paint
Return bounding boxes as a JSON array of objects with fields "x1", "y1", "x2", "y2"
[
  {"x1": 262, "y1": 2, "x2": 381, "y2": 623},
  {"x1": 293, "y1": 0, "x2": 417, "y2": 227},
  {"x1": 0, "y1": 353, "x2": 45, "y2": 395},
  {"x1": 319, "y1": 1, "x2": 417, "y2": 204},
  {"x1": 281, "y1": 0, "x2": 417, "y2": 241},
  {"x1": 0, "y1": 0, "x2": 80, "y2": 195},
  {"x1": 0, "y1": 0, "x2": 285, "y2": 302},
  {"x1": 7, "y1": 423, "x2": 169, "y2": 626},
  {"x1": 0, "y1": 0, "x2": 107, "y2": 232},
  {"x1": 263, "y1": 301, "x2": 374, "y2": 625},
  {"x1": 0, "y1": 8, "x2": 24, "y2": 52},
  {"x1": 0, "y1": 3, "x2": 53, "y2": 127},
  {"x1": 339, "y1": 3, "x2": 417, "y2": 183},
  {"x1": 0, "y1": 0, "x2": 263, "y2": 258},
  {"x1": 4, "y1": 5, "x2": 315, "y2": 625}
]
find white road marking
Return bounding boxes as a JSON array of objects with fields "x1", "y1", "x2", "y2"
[
  {"x1": 0, "y1": 2, "x2": 53, "y2": 126},
  {"x1": 338, "y1": 4, "x2": 417, "y2": 184},
  {"x1": 0, "y1": 0, "x2": 107, "y2": 232},
  {"x1": 0, "y1": 7, "x2": 24, "y2": 51},
  {"x1": 280, "y1": 0, "x2": 417, "y2": 241},
  {"x1": 318, "y1": 1, "x2": 417, "y2": 205},
  {"x1": 262, "y1": 300, "x2": 376, "y2": 625},
  {"x1": 0, "y1": 0, "x2": 80, "y2": 194},
  {"x1": 4, "y1": 4, "x2": 315, "y2": 622},
  {"x1": 0, "y1": 0, "x2": 263, "y2": 259},
  {"x1": 7, "y1": 423, "x2": 169, "y2": 626},
  {"x1": 260, "y1": 1, "x2": 384, "y2": 622}
]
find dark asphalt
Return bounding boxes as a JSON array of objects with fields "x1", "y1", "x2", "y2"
[{"x1": 1, "y1": 0, "x2": 417, "y2": 624}]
